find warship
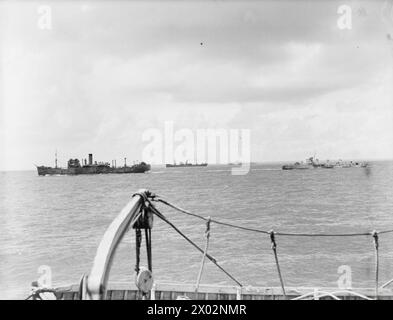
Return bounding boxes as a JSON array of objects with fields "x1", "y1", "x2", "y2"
[
  {"x1": 282, "y1": 157, "x2": 368, "y2": 170},
  {"x1": 282, "y1": 157, "x2": 316, "y2": 170},
  {"x1": 36, "y1": 153, "x2": 150, "y2": 176}
]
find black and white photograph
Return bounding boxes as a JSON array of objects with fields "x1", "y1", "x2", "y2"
[{"x1": 1, "y1": 0, "x2": 393, "y2": 306}]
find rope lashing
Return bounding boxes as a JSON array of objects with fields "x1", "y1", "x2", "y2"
[
  {"x1": 133, "y1": 191, "x2": 154, "y2": 274},
  {"x1": 135, "y1": 228, "x2": 142, "y2": 274},
  {"x1": 132, "y1": 190, "x2": 157, "y2": 203},
  {"x1": 269, "y1": 230, "x2": 287, "y2": 299},
  {"x1": 372, "y1": 230, "x2": 379, "y2": 299},
  {"x1": 132, "y1": 193, "x2": 154, "y2": 230},
  {"x1": 148, "y1": 201, "x2": 243, "y2": 287},
  {"x1": 145, "y1": 228, "x2": 152, "y2": 271},
  {"x1": 195, "y1": 217, "x2": 211, "y2": 292},
  {"x1": 132, "y1": 192, "x2": 155, "y2": 298}
]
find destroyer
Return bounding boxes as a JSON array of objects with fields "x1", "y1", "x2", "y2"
[
  {"x1": 36, "y1": 153, "x2": 150, "y2": 176},
  {"x1": 282, "y1": 157, "x2": 368, "y2": 170},
  {"x1": 282, "y1": 157, "x2": 315, "y2": 170}
]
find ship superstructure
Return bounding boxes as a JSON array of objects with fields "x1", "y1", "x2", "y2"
[
  {"x1": 36, "y1": 153, "x2": 150, "y2": 176},
  {"x1": 282, "y1": 156, "x2": 368, "y2": 170}
]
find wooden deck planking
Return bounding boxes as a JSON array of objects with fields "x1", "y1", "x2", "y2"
[{"x1": 52, "y1": 282, "x2": 393, "y2": 300}]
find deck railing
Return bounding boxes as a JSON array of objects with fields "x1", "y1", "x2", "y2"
[{"x1": 76, "y1": 188, "x2": 393, "y2": 300}]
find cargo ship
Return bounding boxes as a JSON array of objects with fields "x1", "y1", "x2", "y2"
[
  {"x1": 166, "y1": 160, "x2": 207, "y2": 168},
  {"x1": 36, "y1": 153, "x2": 150, "y2": 176}
]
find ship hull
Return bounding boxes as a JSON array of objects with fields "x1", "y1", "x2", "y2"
[
  {"x1": 166, "y1": 163, "x2": 207, "y2": 168},
  {"x1": 36, "y1": 166, "x2": 69, "y2": 176},
  {"x1": 36, "y1": 164, "x2": 151, "y2": 176},
  {"x1": 282, "y1": 165, "x2": 312, "y2": 170}
]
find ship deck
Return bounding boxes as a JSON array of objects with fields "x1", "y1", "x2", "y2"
[{"x1": 52, "y1": 282, "x2": 393, "y2": 300}]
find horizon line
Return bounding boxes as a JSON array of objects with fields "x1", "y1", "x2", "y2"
[{"x1": 2, "y1": 157, "x2": 393, "y2": 172}]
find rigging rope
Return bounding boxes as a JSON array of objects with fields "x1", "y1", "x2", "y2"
[
  {"x1": 155, "y1": 197, "x2": 393, "y2": 237},
  {"x1": 135, "y1": 229, "x2": 142, "y2": 274},
  {"x1": 152, "y1": 196, "x2": 393, "y2": 299},
  {"x1": 378, "y1": 229, "x2": 393, "y2": 235},
  {"x1": 145, "y1": 228, "x2": 152, "y2": 271},
  {"x1": 372, "y1": 230, "x2": 379, "y2": 299},
  {"x1": 276, "y1": 231, "x2": 371, "y2": 237},
  {"x1": 195, "y1": 217, "x2": 211, "y2": 293},
  {"x1": 269, "y1": 230, "x2": 287, "y2": 299},
  {"x1": 147, "y1": 200, "x2": 243, "y2": 287},
  {"x1": 156, "y1": 198, "x2": 269, "y2": 234},
  {"x1": 132, "y1": 192, "x2": 154, "y2": 299}
]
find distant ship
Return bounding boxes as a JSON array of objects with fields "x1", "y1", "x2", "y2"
[
  {"x1": 282, "y1": 157, "x2": 316, "y2": 170},
  {"x1": 282, "y1": 157, "x2": 368, "y2": 170},
  {"x1": 36, "y1": 153, "x2": 151, "y2": 176},
  {"x1": 166, "y1": 160, "x2": 207, "y2": 168},
  {"x1": 334, "y1": 160, "x2": 368, "y2": 168},
  {"x1": 282, "y1": 162, "x2": 312, "y2": 170}
]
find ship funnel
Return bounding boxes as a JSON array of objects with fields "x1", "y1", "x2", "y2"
[{"x1": 88, "y1": 153, "x2": 93, "y2": 165}]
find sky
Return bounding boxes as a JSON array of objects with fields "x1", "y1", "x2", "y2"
[{"x1": 1, "y1": 0, "x2": 393, "y2": 170}]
